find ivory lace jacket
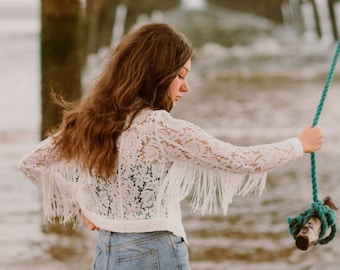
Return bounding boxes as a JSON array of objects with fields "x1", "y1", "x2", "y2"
[{"x1": 19, "y1": 109, "x2": 303, "y2": 243}]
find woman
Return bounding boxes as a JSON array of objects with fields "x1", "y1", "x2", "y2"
[{"x1": 19, "y1": 23, "x2": 323, "y2": 270}]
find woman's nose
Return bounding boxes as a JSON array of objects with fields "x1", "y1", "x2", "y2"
[{"x1": 181, "y1": 79, "x2": 189, "y2": 92}]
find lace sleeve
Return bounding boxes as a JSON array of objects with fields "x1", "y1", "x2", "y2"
[
  {"x1": 153, "y1": 111, "x2": 303, "y2": 215},
  {"x1": 18, "y1": 137, "x2": 58, "y2": 188},
  {"x1": 18, "y1": 137, "x2": 81, "y2": 224},
  {"x1": 155, "y1": 111, "x2": 303, "y2": 174}
]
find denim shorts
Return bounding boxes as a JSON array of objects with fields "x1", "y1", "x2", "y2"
[{"x1": 93, "y1": 229, "x2": 191, "y2": 270}]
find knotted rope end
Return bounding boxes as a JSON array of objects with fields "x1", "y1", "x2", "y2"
[{"x1": 287, "y1": 196, "x2": 338, "y2": 250}]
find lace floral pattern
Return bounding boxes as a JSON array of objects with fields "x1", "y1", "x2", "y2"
[{"x1": 18, "y1": 109, "x2": 303, "y2": 241}]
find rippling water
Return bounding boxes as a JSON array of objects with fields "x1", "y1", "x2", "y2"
[{"x1": 1, "y1": 0, "x2": 340, "y2": 269}]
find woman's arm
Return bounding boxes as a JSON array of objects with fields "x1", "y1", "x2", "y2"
[
  {"x1": 155, "y1": 111, "x2": 322, "y2": 174},
  {"x1": 18, "y1": 136, "x2": 82, "y2": 225},
  {"x1": 18, "y1": 137, "x2": 59, "y2": 188}
]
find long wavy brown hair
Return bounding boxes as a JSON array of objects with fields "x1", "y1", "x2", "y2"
[{"x1": 52, "y1": 23, "x2": 195, "y2": 178}]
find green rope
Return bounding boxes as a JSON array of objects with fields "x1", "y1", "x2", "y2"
[{"x1": 287, "y1": 40, "x2": 340, "y2": 246}]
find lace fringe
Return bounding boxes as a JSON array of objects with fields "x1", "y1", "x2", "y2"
[
  {"x1": 40, "y1": 163, "x2": 81, "y2": 226},
  {"x1": 39, "y1": 161, "x2": 267, "y2": 222},
  {"x1": 158, "y1": 162, "x2": 268, "y2": 215}
]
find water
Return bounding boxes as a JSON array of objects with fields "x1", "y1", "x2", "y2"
[{"x1": 1, "y1": 0, "x2": 340, "y2": 269}]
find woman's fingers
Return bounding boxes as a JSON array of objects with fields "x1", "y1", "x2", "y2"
[{"x1": 82, "y1": 214, "x2": 99, "y2": 231}]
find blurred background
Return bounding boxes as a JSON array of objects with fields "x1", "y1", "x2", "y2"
[{"x1": 1, "y1": 0, "x2": 340, "y2": 269}]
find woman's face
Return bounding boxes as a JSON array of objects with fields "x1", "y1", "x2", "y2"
[{"x1": 168, "y1": 59, "x2": 191, "y2": 104}]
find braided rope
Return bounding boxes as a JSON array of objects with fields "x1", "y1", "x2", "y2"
[{"x1": 287, "y1": 40, "x2": 340, "y2": 245}]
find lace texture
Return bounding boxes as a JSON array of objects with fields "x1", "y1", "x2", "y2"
[{"x1": 18, "y1": 109, "x2": 303, "y2": 242}]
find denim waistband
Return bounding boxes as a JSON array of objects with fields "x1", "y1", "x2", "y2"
[{"x1": 98, "y1": 230, "x2": 174, "y2": 250}]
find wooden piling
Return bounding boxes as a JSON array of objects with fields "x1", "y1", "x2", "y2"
[
  {"x1": 309, "y1": 0, "x2": 322, "y2": 39},
  {"x1": 328, "y1": 0, "x2": 339, "y2": 40}
]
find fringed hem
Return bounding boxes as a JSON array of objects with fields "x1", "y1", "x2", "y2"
[
  {"x1": 157, "y1": 162, "x2": 268, "y2": 215},
  {"x1": 40, "y1": 163, "x2": 81, "y2": 226}
]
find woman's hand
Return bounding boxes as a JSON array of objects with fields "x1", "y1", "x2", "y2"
[
  {"x1": 298, "y1": 126, "x2": 323, "y2": 153},
  {"x1": 82, "y1": 214, "x2": 99, "y2": 231}
]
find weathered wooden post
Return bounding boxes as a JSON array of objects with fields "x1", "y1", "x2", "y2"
[
  {"x1": 207, "y1": 0, "x2": 285, "y2": 23},
  {"x1": 85, "y1": 0, "x2": 118, "y2": 54},
  {"x1": 40, "y1": 0, "x2": 83, "y2": 139},
  {"x1": 310, "y1": 0, "x2": 322, "y2": 39},
  {"x1": 290, "y1": 0, "x2": 305, "y2": 33},
  {"x1": 328, "y1": 0, "x2": 338, "y2": 41}
]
